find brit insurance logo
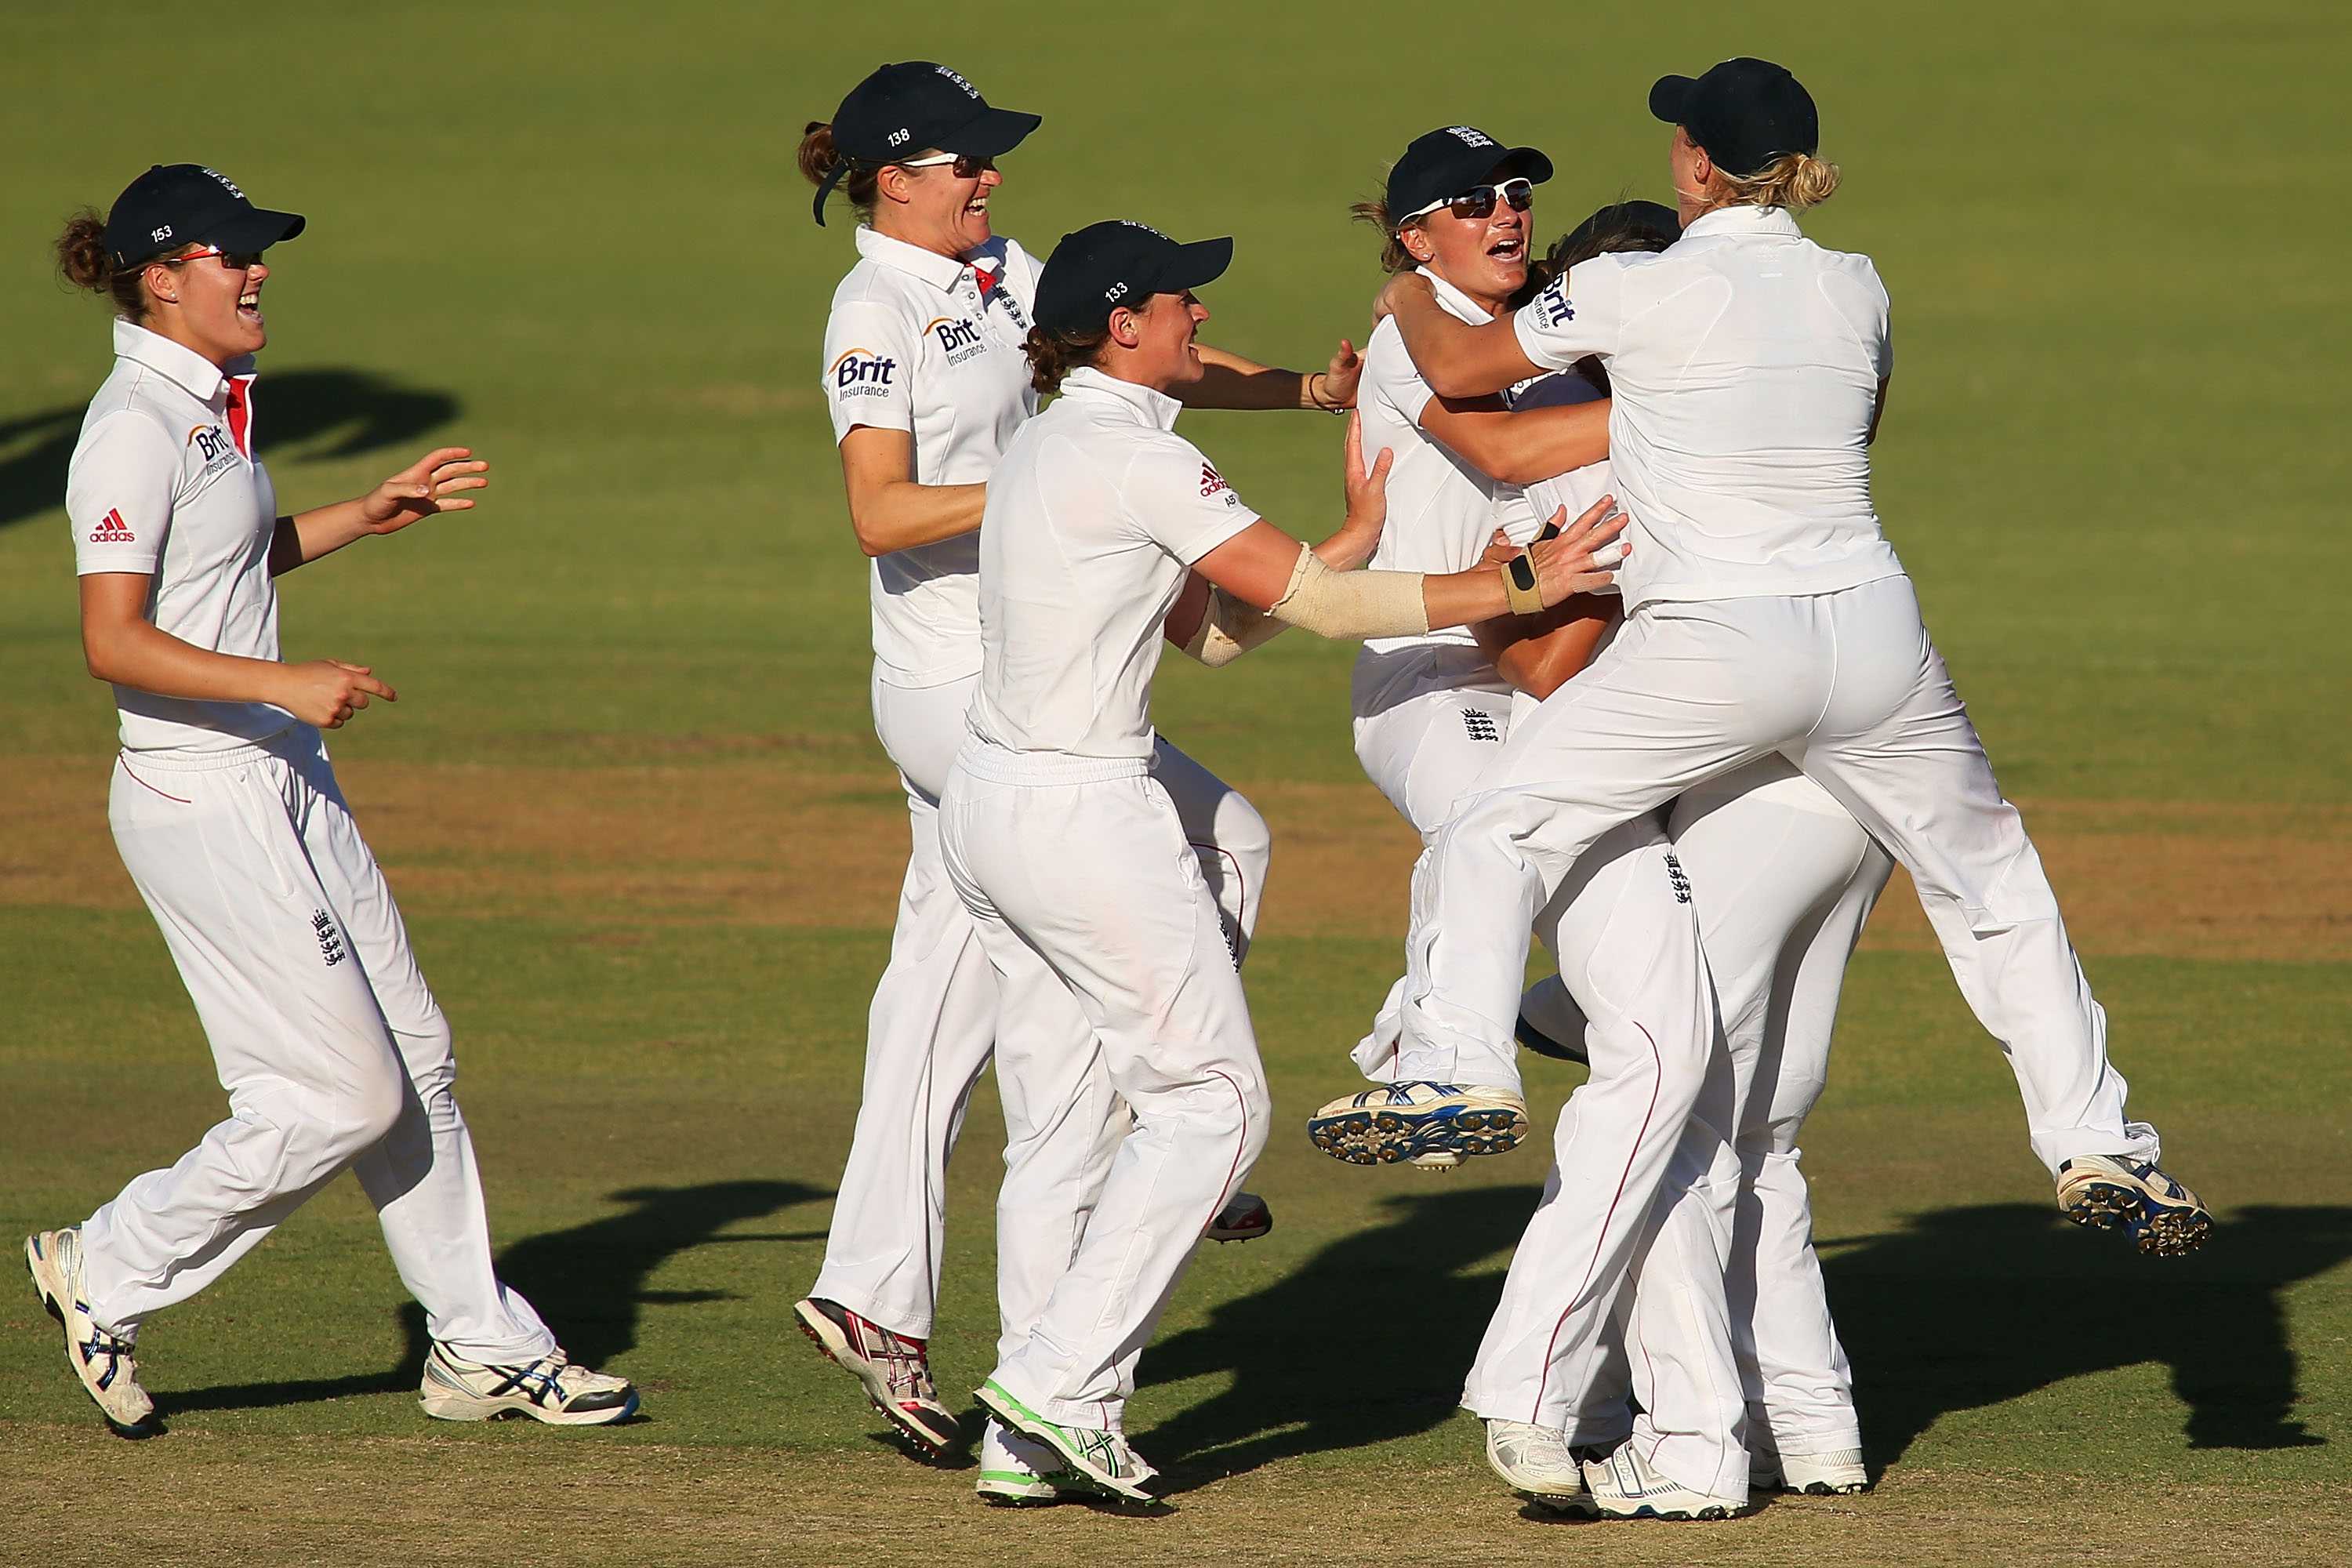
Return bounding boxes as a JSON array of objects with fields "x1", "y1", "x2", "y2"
[
  {"x1": 923, "y1": 315, "x2": 990, "y2": 367},
  {"x1": 829, "y1": 346, "x2": 898, "y2": 399},
  {"x1": 187, "y1": 422, "x2": 238, "y2": 476},
  {"x1": 1534, "y1": 274, "x2": 1575, "y2": 329}
]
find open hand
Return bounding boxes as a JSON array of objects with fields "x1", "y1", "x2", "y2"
[
  {"x1": 358, "y1": 447, "x2": 490, "y2": 535},
  {"x1": 1340, "y1": 412, "x2": 1394, "y2": 545},
  {"x1": 1525, "y1": 496, "x2": 1629, "y2": 605}
]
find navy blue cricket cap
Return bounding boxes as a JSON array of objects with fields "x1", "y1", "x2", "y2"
[
  {"x1": 1033, "y1": 220, "x2": 1232, "y2": 336},
  {"x1": 103, "y1": 164, "x2": 304, "y2": 271},
  {"x1": 1649, "y1": 57, "x2": 1817, "y2": 178},
  {"x1": 1385, "y1": 125, "x2": 1552, "y2": 224},
  {"x1": 813, "y1": 61, "x2": 1041, "y2": 226}
]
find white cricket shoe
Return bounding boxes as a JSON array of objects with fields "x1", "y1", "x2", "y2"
[
  {"x1": 417, "y1": 1342, "x2": 638, "y2": 1425},
  {"x1": 976, "y1": 1417, "x2": 1079, "y2": 1506},
  {"x1": 1752, "y1": 1446, "x2": 1870, "y2": 1495},
  {"x1": 793, "y1": 1296, "x2": 960, "y2": 1454},
  {"x1": 1583, "y1": 1443, "x2": 1751, "y2": 1520},
  {"x1": 975, "y1": 1377, "x2": 1160, "y2": 1503},
  {"x1": 2054, "y1": 1153, "x2": 2212, "y2": 1257},
  {"x1": 1485, "y1": 1418, "x2": 1593, "y2": 1512},
  {"x1": 1306, "y1": 1081, "x2": 1529, "y2": 1170},
  {"x1": 24, "y1": 1229, "x2": 157, "y2": 1436}
]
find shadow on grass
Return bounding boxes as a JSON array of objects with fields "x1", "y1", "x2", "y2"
[
  {"x1": 0, "y1": 369, "x2": 459, "y2": 529},
  {"x1": 1828, "y1": 1202, "x2": 2348, "y2": 1466},
  {"x1": 162, "y1": 1178, "x2": 826, "y2": 1416},
  {"x1": 1132, "y1": 1192, "x2": 2344, "y2": 1491},
  {"x1": 1134, "y1": 1185, "x2": 1537, "y2": 1491}
]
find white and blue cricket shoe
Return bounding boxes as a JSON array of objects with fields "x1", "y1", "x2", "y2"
[
  {"x1": 418, "y1": 1342, "x2": 639, "y2": 1425},
  {"x1": 25, "y1": 1229, "x2": 158, "y2": 1437},
  {"x1": 1306, "y1": 1081, "x2": 1529, "y2": 1170},
  {"x1": 1583, "y1": 1442, "x2": 1751, "y2": 1520},
  {"x1": 2054, "y1": 1153, "x2": 2213, "y2": 1257}
]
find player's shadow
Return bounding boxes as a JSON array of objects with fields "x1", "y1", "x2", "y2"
[
  {"x1": 160, "y1": 1178, "x2": 826, "y2": 1416},
  {"x1": 0, "y1": 368, "x2": 459, "y2": 529},
  {"x1": 1825, "y1": 1203, "x2": 2349, "y2": 1467},
  {"x1": 1134, "y1": 1185, "x2": 1534, "y2": 1490}
]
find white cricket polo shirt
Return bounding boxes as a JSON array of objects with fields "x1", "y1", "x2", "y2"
[
  {"x1": 1357, "y1": 269, "x2": 1537, "y2": 656},
  {"x1": 967, "y1": 368, "x2": 1260, "y2": 760},
  {"x1": 821, "y1": 224, "x2": 1043, "y2": 686},
  {"x1": 1513, "y1": 203, "x2": 1904, "y2": 610},
  {"x1": 67, "y1": 319, "x2": 296, "y2": 754}
]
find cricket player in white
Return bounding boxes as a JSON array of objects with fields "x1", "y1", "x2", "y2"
[
  {"x1": 792, "y1": 64, "x2": 1365, "y2": 1494},
  {"x1": 1330, "y1": 186, "x2": 1895, "y2": 1512},
  {"x1": 946, "y1": 220, "x2": 1624, "y2": 1501},
  {"x1": 1377, "y1": 55, "x2": 2212, "y2": 1512},
  {"x1": 24, "y1": 164, "x2": 637, "y2": 1435}
]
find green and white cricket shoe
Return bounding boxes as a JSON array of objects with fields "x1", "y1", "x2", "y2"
[
  {"x1": 1485, "y1": 1418, "x2": 1594, "y2": 1512},
  {"x1": 1752, "y1": 1446, "x2": 1870, "y2": 1495},
  {"x1": 1306, "y1": 1080, "x2": 1529, "y2": 1170},
  {"x1": 24, "y1": 1229, "x2": 157, "y2": 1437},
  {"x1": 975, "y1": 1417, "x2": 1080, "y2": 1506},
  {"x1": 418, "y1": 1342, "x2": 639, "y2": 1425},
  {"x1": 2054, "y1": 1153, "x2": 2212, "y2": 1257},
  {"x1": 1582, "y1": 1443, "x2": 1751, "y2": 1520},
  {"x1": 975, "y1": 1377, "x2": 1160, "y2": 1503}
]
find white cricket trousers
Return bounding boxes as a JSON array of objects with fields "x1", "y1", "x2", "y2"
[
  {"x1": 78, "y1": 728, "x2": 553, "y2": 1362},
  {"x1": 1347, "y1": 644, "x2": 1515, "y2": 1079},
  {"x1": 940, "y1": 739, "x2": 1270, "y2": 1429},
  {"x1": 1523, "y1": 761, "x2": 1894, "y2": 1462},
  {"x1": 810, "y1": 671, "x2": 1267, "y2": 1341},
  {"x1": 1403, "y1": 575, "x2": 2157, "y2": 1178}
]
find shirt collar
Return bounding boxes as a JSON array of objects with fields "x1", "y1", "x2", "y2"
[
  {"x1": 855, "y1": 224, "x2": 979, "y2": 293},
  {"x1": 1421, "y1": 267, "x2": 1499, "y2": 325},
  {"x1": 113, "y1": 318, "x2": 245, "y2": 402},
  {"x1": 1681, "y1": 204, "x2": 1805, "y2": 242},
  {"x1": 1060, "y1": 365, "x2": 1183, "y2": 432}
]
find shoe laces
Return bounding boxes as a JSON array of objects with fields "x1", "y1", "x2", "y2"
[{"x1": 866, "y1": 1324, "x2": 938, "y2": 1403}]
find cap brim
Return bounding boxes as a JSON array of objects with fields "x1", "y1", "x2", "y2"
[
  {"x1": 205, "y1": 207, "x2": 307, "y2": 252},
  {"x1": 938, "y1": 104, "x2": 1041, "y2": 158},
  {"x1": 1494, "y1": 146, "x2": 1554, "y2": 187},
  {"x1": 1649, "y1": 74, "x2": 1695, "y2": 124},
  {"x1": 1154, "y1": 236, "x2": 1232, "y2": 294}
]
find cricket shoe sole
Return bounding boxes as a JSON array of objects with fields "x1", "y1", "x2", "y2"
[
  {"x1": 1307, "y1": 1083, "x2": 1528, "y2": 1171},
  {"x1": 2055, "y1": 1155, "x2": 2212, "y2": 1257}
]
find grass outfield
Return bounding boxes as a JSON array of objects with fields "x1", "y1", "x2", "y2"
[{"x1": 2, "y1": 2, "x2": 2347, "y2": 1563}]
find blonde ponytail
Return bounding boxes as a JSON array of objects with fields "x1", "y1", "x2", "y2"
[{"x1": 1718, "y1": 151, "x2": 1842, "y2": 212}]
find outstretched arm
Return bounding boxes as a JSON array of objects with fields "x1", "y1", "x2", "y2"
[
  {"x1": 1181, "y1": 339, "x2": 1363, "y2": 412},
  {"x1": 271, "y1": 446, "x2": 490, "y2": 575},
  {"x1": 1419, "y1": 396, "x2": 1610, "y2": 486}
]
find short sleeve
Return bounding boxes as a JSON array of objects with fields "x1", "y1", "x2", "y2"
[
  {"x1": 1123, "y1": 436, "x2": 1261, "y2": 565},
  {"x1": 821, "y1": 299, "x2": 919, "y2": 443},
  {"x1": 1513, "y1": 255, "x2": 1626, "y2": 372},
  {"x1": 68, "y1": 411, "x2": 175, "y2": 575},
  {"x1": 1864, "y1": 258, "x2": 1893, "y2": 379},
  {"x1": 1363, "y1": 321, "x2": 1433, "y2": 429}
]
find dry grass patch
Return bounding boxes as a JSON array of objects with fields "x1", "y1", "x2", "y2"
[
  {"x1": 5, "y1": 756, "x2": 2344, "y2": 962},
  {"x1": 2, "y1": 1423, "x2": 2344, "y2": 1568}
]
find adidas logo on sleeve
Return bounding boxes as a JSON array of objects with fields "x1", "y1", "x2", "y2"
[{"x1": 88, "y1": 508, "x2": 136, "y2": 544}]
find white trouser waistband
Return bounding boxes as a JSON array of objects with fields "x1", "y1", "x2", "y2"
[
  {"x1": 954, "y1": 738, "x2": 1152, "y2": 787},
  {"x1": 117, "y1": 724, "x2": 318, "y2": 773}
]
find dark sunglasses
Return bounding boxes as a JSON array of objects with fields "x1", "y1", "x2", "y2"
[
  {"x1": 895, "y1": 151, "x2": 996, "y2": 180},
  {"x1": 1403, "y1": 176, "x2": 1535, "y2": 226},
  {"x1": 162, "y1": 245, "x2": 264, "y2": 271}
]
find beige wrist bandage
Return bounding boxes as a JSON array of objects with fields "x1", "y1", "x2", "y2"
[
  {"x1": 1179, "y1": 586, "x2": 1289, "y2": 668},
  {"x1": 1267, "y1": 543, "x2": 1431, "y2": 640},
  {"x1": 1501, "y1": 551, "x2": 1547, "y2": 615}
]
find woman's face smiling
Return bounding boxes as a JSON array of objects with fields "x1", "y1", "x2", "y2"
[
  {"x1": 885, "y1": 153, "x2": 1004, "y2": 257},
  {"x1": 148, "y1": 249, "x2": 270, "y2": 366},
  {"x1": 1121, "y1": 289, "x2": 1210, "y2": 389}
]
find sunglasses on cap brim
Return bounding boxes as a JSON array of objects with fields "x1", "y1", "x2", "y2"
[{"x1": 1402, "y1": 177, "x2": 1535, "y2": 227}]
